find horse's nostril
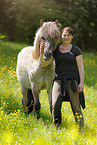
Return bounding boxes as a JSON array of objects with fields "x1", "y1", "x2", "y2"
[
  {"x1": 43, "y1": 55, "x2": 47, "y2": 60},
  {"x1": 43, "y1": 53, "x2": 52, "y2": 60}
]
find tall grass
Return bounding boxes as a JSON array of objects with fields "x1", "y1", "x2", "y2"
[{"x1": 0, "y1": 41, "x2": 97, "y2": 145}]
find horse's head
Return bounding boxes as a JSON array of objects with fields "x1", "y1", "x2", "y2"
[
  {"x1": 40, "y1": 37, "x2": 56, "y2": 61},
  {"x1": 33, "y1": 20, "x2": 61, "y2": 60}
]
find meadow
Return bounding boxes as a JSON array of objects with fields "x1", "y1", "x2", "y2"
[{"x1": 0, "y1": 40, "x2": 97, "y2": 145}]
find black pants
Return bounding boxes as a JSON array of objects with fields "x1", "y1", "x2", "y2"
[{"x1": 52, "y1": 80, "x2": 84, "y2": 128}]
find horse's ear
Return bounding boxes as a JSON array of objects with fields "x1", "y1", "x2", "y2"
[
  {"x1": 40, "y1": 19, "x2": 44, "y2": 27},
  {"x1": 55, "y1": 20, "x2": 62, "y2": 29}
]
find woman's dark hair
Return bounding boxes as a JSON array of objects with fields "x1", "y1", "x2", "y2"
[{"x1": 61, "y1": 27, "x2": 74, "y2": 36}]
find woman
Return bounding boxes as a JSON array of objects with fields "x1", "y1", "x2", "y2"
[
  {"x1": 52, "y1": 27, "x2": 85, "y2": 130},
  {"x1": 40, "y1": 27, "x2": 85, "y2": 130}
]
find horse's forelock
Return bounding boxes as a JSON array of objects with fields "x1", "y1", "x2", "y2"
[{"x1": 41, "y1": 22, "x2": 60, "y2": 39}]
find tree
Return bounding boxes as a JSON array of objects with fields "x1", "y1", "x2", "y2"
[
  {"x1": 69, "y1": 0, "x2": 97, "y2": 50},
  {"x1": 0, "y1": 0, "x2": 97, "y2": 50},
  {"x1": 0, "y1": 0, "x2": 17, "y2": 41}
]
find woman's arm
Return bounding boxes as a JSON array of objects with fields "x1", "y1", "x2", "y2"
[
  {"x1": 40, "y1": 41, "x2": 54, "y2": 67},
  {"x1": 76, "y1": 54, "x2": 84, "y2": 92}
]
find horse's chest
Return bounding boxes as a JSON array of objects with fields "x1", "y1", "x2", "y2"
[
  {"x1": 34, "y1": 69, "x2": 53, "y2": 83},
  {"x1": 30, "y1": 66, "x2": 54, "y2": 87}
]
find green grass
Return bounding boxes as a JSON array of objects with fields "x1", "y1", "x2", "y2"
[{"x1": 0, "y1": 40, "x2": 97, "y2": 145}]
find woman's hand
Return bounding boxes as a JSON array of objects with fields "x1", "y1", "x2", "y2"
[
  {"x1": 78, "y1": 83, "x2": 84, "y2": 92},
  {"x1": 40, "y1": 40, "x2": 44, "y2": 54}
]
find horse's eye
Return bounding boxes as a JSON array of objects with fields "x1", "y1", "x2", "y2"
[{"x1": 41, "y1": 37, "x2": 45, "y2": 40}]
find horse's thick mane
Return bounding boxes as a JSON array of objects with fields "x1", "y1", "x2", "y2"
[{"x1": 32, "y1": 22, "x2": 60, "y2": 60}]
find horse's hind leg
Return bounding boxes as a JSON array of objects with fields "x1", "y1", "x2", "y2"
[
  {"x1": 27, "y1": 88, "x2": 34, "y2": 114},
  {"x1": 21, "y1": 85, "x2": 28, "y2": 111},
  {"x1": 34, "y1": 95, "x2": 41, "y2": 119},
  {"x1": 21, "y1": 85, "x2": 28, "y2": 113}
]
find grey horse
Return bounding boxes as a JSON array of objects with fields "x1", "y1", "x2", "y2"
[{"x1": 16, "y1": 20, "x2": 61, "y2": 118}]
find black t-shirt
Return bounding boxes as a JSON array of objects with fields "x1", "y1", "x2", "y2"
[
  {"x1": 53, "y1": 45, "x2": 86, "y2": 109},
  {"x1": 53, "y1": 45, "x2": 82, "y2": 80}
]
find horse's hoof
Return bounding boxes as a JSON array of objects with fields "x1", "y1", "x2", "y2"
[{"x1": 37, "y1": 113, "x2": 40, "y2": 119}]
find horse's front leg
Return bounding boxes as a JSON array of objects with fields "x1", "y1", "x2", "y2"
[
  {"x1": 47, "y1": 85, "x2": 52, "y2": 114},
  {"x1": 32, "y1": 85, "x2": 41, "y2": 119}
]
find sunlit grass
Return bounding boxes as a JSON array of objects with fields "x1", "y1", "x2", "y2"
[{"x1": 0, "y1": 40, "x2": 97, "y2": 145}]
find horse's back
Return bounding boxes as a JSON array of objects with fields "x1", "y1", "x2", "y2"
[{"x1": 17, "y1": 46, "x2": 34, "y2": 62}]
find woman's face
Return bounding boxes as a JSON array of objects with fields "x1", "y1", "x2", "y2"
[{"x1": 62, "y1": 30, "x2": 74, "y2": 44}]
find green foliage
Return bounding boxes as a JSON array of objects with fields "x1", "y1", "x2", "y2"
[
  {"x1": 0, "y1": 34, "x2": 6, "y2": 40},
  {"x1": 0, "y1": 41, "x2": 97, "y2": 144},
  {"x1": 0, "y1": 0, "x2": 97, "y2": 49},
  {"x1": 0, "y1": 0, "x2": 17, "y2": 41}
]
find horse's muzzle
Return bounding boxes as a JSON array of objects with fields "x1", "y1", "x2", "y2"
[{"x1": 43, "y1": 52, "x2": 53, "y2": 61}]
